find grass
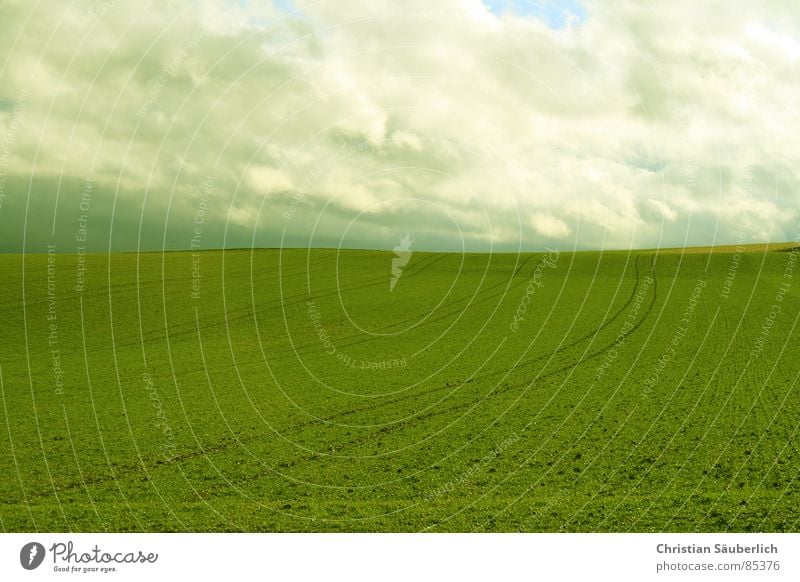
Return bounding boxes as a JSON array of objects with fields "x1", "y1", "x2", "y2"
[{"x1": 1, "y1": 244, "x2": 799, "y2": 532}]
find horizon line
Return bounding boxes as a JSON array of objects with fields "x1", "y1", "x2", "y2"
[{"x1": 6, "y1": 241, "x2": 798, "y2": 256}]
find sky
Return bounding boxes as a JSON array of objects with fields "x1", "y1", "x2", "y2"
[{"x1": 0, "y1": 0, "x2": 799, "y2": 253}]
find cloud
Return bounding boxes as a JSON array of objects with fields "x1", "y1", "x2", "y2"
[
  {"x1": 531, "y1": 213, "x2": 571, "y2": 238},
  {"x1": 246, "y1": 165, "x2": 295, "y2": 194},
  {"x1": 647, "y1": 199, "x2": 678, "y2": 222},
  {"x1": 0, "y1": 0, "x2": 799, "y2": 252}
]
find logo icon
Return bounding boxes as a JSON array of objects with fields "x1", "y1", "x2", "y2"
[
  {"x1": 20, "y1": 542, "x2": 45, "y2": 570},
  {"x1": 390, "y1": 234, "x2": 413, "y2": 292}
]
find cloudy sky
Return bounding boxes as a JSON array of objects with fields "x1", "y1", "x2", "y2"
[{"x1": 0, "y1": 0, "x2": 798, "y2": 252}]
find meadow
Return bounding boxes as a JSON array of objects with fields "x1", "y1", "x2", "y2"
[{"x1": 1, "y1": 244, "x2": 799, "y2": 532}]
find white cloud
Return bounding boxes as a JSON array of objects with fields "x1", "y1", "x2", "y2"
[
  {"x1": 1, "y1": 0, "x2": 799, "y2": 250},
  {"x1": 531, "y1": 213, "x2": 571, "y2": 238},
  {"x1": 246, "y1": 165, "x2": 294, "y2": 193},
  {"x1": 648, "y1": 199, "x2": 678, "y2": 222}
]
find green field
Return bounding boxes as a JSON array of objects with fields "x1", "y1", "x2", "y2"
[{"x1": 1, "y1": 245, "x2": 799, "y2": 532}]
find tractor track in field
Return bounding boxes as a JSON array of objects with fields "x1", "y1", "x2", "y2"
[
  {"x1": 268, "y1": 253, "x2": 640, "y2": 365},
  {"x1": 0, "y1": 251, "x2": 335, "y2": 315},
  {"x1": 95, "y1": 253, "x2": 447, "y2": 354},
  {"x1": 266, "y1": 254, "x2": 537, "y2": 360},
  {"x1": 245, "y1": 255, "x2": 658, "y2": 464},
  {"x1": 464, "y1": 254, "x2": 653, "y2": 384},
  {"x1": 266, "y1": 256, "x2": 660, "y2": 462},
  {"x1": 164, "y1": 257, "x2": 660, "y2": 490},
  {"x1": 186, "y1": 252, "x2": 641, "y2": 405},
  {"x1": 436, "y1": 254, "x2": 646, "y2": 380},
  {"x1": 2, "y1": 258, "x2": 659, "y2": 503},
  {"x1": 0, "y1": 254, "x2": 540, "y2": 503},
  {"x1": 268, "y1": 249, "x2": 621, "y2": 361},
  {"x1": 130, "y1": 251, "x2": 633, "y2": 411}
]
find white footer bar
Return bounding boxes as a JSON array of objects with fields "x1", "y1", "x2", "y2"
[{"x1": 1, "y1": 533, "x2": 796, "y2": 581}]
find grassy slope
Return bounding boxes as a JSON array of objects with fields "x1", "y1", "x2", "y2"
[{"x1": 0, "y1": 246, "x2": 798, "y2": 532}]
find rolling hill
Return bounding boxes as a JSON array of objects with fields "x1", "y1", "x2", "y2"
[{"x1": 1, "y1": 244, "x2": 798, "y2": 531}]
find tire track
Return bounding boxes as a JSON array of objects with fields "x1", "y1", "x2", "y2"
[
  {"x1": 95, "y1": 253, "x2": 445, "y2": 354},
  {"x1": 285, "y1": 256, "x2": 660, "y2": 460},
  {"x1": 180, "y1": 257, "x2": 660, "y2": 491},
  {"x1": 5, "y1": 257, "x2": 658, "y2": 502},
  {"x1": 267, "y1": 254, "x2": 535, "y2": 361}
]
